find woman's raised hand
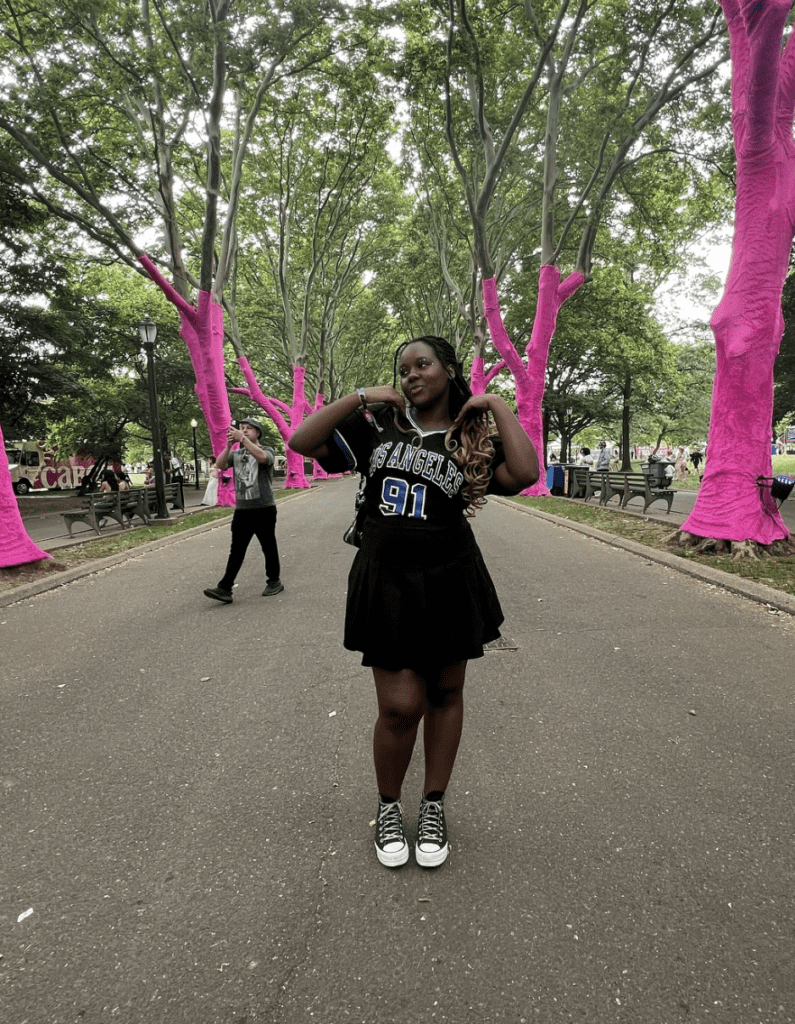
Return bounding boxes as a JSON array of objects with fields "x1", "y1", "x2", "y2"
[
  {"x1": 452, "y1": 392, "x2": 500, "y2": 428},
  {"x1": 361, "y1": 386, "x2": 406, "y2": 413}
]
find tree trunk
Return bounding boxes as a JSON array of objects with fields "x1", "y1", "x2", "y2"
[
  {"x1": 0, "y1": 420, "x2": 51, "y2": 567},
  {"x1": 620, "y1": 376, "x2": 632, "y2": 471},
  {"x1": 681, "y1": 0, "x2": 793, "y2": 547},
  {"x1": 139, "y1": 256, "x2": 236, "y2": 506},
  {"x1": 482, "y1": 269, "x2": 584, "y2": 496}
]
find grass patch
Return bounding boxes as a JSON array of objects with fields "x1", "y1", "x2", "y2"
[
  {"x1": 511, "y1": 495, "x2": 795, "y2": 598},
  {"x1": 62, "y1": 506, "x2": 234, "y2": 563},
  {"x1": 2, "y1": 498, "x2": 293, "y2": 594}
]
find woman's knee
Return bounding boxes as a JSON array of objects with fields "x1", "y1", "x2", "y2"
[
  {"x1": 374, "y1": 669, "x2": 426, "y2": 728},
  {"x1": 426, "y1": 663, "x2": 466, "y2": 708},
  {"x1": 378, "y1": 693, "x2": 424, "y2": 729}
]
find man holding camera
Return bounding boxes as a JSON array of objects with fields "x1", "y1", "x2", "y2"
[{"x1": 203, "y1": 418, "x2": 284, "y2": 604}]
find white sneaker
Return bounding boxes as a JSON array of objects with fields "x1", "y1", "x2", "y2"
[
  {"x1": 374, "y1": 797, "x2": 409, "y2": 867},
  {"x1": 416, "y1": 794, "x2": 449, "y2": 867}
]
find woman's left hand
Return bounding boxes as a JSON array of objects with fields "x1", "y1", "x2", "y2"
[{"x1": 452, "y1": 393, "x2": 501, "y2": 428}]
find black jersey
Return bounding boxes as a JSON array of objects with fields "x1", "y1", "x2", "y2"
[
  {"x1": 319, "y1": 403, "x2": 515, "y2": 670},
  {"x1": 318, "y1": 404, "x2": 515, "y2": 527}
]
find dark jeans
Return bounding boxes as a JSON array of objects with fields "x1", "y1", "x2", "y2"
[{"x1": 219, "y1": 506, "x2": 280, "y2": 590}]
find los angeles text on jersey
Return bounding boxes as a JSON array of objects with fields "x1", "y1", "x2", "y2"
[{"x1": 368, "y1": 441, "x2": 465, "y2": 499}]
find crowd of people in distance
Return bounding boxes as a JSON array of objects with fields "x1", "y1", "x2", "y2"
[{"x1": 546, "y1": 443, "x2": 709, "y2": 484}]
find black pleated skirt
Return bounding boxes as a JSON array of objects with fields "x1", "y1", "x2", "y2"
[{"x1": 344, "y1": 516, "x2": 504, "y2": 671}]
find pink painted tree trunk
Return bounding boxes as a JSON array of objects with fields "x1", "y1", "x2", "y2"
[
  {"x1": 139, "y1": 256, "x2": 236, "y2": 506},
  {"x1": 309, "y1": 395, "x2": 342, "y2": 482},
  {"x1": 141, "y1": 255, "x2": 312, "y2": 497},
  {"x1": 480, "y1": 269, "x2": 585, "y2": 496},
  {"x1": 232, "y1": 363, "x2": 311, "y2": 489},
  {"x1": 0, "y1": 420, "x2": 51, "y2": 567},
  {"x1": 681, "y1": 0, "x2": 794, "y2": 547}
]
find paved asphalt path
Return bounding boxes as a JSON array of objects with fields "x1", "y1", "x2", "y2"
[{"x1": 2, "y1": 478, "x2": 795, "y2": 1023}]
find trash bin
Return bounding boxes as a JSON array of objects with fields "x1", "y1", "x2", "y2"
[
  {"x1": 644, "y1": 461, "x2": 669, "y2": 487},
  {"x1": 549, "y1": 464, "x2": 565, "y2": 495}
]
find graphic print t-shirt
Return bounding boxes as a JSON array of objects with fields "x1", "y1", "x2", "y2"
[
  {"x1": 318, "y1": 404, "x2": 515, "y2": 528},
  {"x1": 230, "y1": 446, "x2": 276, "y2": 509}
]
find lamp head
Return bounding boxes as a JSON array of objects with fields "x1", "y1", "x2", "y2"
[{"x1": 138, "y1": 317, "x2": 157, "y2": 348}]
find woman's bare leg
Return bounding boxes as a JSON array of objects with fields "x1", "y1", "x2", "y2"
[
  {"x1": 422, "y1": 661, "x2": 467, "y2": 795},
  {"x1": 372, "y1": 667, "x2": 427, "y2": 800}
]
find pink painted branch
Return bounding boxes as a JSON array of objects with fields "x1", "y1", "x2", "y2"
[
  {"x1": 480, "y1": 277, "x2": 548, "y2": 497},
  {"x1": 484, "y1": 360, "x2": 507, "y2": 386},
  {"x1": 312, "y1": 390, "x2": 330, "y2": 480},
  {"x1": 286, "y1": 366, "x2": 310, "y2": 489},
  {"x1": 235, "y1": 359, "x2": 310, "y2": 489},
  {"x1": 481, "y1": 278, "x2": 528, "y2": 377},
  {"x1": 137, "y1": 255, "x2": 197, "y2": 324},
  {"x1": 231, "y1": 386, "x2": 293, "y2": 421},
  {"x1": 524, "y1": 267, "x2": 584, "y2": 496},
  {"x1": 236, "y1": 358, "x2": 291, "y2": 436},
  {"x1": 719, "y1": 0, "x2": 749, "y2": 131},
  {"x1": 558, "y1": 271, "x2": 586, "y2": 304}
]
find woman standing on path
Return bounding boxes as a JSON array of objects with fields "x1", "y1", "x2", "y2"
[
  {"x1": 674, "y1": 445, "x2": 689, "y2": 482},
  {"x1": 289, "y1": 336, "x2": 538, "y2": 869},
  {"x1": 201, "y1": 456, "x2": 219, "y2": 507}
]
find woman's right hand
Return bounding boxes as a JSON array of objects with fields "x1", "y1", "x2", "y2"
[{"x1": 359, "y1": 386, "x2": 406, "y2": 414}]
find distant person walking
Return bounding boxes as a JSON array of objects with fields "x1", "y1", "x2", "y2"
[
  {"x1": 166, "y1": 450, "x2": 184, "y2": 485},
  {"x1": 201, "y1": 456, "x2": 219, "y2": 507},
  {"x1": 673, "y1": 446, "x2": 689, "y2": 482},
  {"x1": 691, "y1": 448, "x2": 703, "y2": 476},
  {"x1": 203, "y1": 418, "x2": 283, "y2": 604}
]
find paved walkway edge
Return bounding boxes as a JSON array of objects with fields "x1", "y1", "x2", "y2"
[
  {"x1": 494, "y1": 497, "x2": 795, "y2": 618},
  {"x1": 0, "y1": 492, "x2": 309, "y2": 609}
]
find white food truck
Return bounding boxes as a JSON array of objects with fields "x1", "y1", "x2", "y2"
[{"x1": 6, "y1": 440, "x2": 93, "y2": 495}]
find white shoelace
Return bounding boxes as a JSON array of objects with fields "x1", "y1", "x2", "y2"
[
  {"x1": 418, "y1": 799, "x2": 444, "y2": 845},
  {"x1": 377, "y1": 801, "x2": 404, "y2": 844}
]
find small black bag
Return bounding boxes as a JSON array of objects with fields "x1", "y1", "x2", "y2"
[{"x1": 343, "y1": 475, "x2": 367, "y2": 548}]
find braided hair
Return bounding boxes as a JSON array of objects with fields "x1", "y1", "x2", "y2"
[{"x1": 392, "y1": 336, "x2": 494, "y2": 514}]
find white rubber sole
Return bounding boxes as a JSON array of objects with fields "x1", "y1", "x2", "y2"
[
  {"x1": 415, "y1": 842, "x2": 449, "y2": 868},
  {"x1": 375, "y1": 841, "x2": 409, "y2": 867}
]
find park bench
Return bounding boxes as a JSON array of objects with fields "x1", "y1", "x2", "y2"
[
  {"x1": 142, "y1": 482, "x2": 184, "y2": 517},
  {"x1": 602, "y1": 470, "x2": 677, "y2": 514},
  {"x1": 61, "y1": 483, "x2": 184, "y2": 537},
  {"x1": 569, "y1": 466, "x2": 605, "y2": 502},
  {"x1": 598, "y1": 471, "x2": 628, "y2": 507}
]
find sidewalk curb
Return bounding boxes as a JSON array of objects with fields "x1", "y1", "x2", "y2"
[
  {"x1": 493, "y1": 497, "x2": 795, "y2": 618},
  {"x1": 0, "y1": 492, "x2": 308, "y2": 609}
]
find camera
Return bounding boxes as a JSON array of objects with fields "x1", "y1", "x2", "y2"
[{"x1": 230, "y1": 419, "x2": 238, "y2": 428}]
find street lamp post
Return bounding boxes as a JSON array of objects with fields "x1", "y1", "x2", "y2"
[
  {"x1": 139, "y1": 317, "x2": 170, "y2": 520},
  {"x1": 191, "y1": 419, "x2": 200, "y2": 489}
]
